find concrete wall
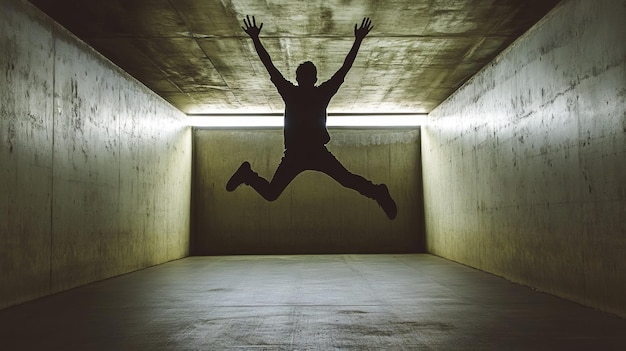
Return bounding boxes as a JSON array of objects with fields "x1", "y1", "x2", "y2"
[
  {"x1": 193, "y1": 128, "x2": 424, "y2": 254},
  {"x1": 0, "y1": 0, "x2": 192, "y2": 309},
  {"x1": 422, "y1": 0, "x2": 626, "y2": 317}
]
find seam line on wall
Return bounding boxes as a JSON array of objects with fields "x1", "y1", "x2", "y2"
[{"x1": 49, "y1": 27, "x2": 56, "y2": 295}]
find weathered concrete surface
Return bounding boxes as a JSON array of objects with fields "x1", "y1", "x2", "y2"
[
  {"x1": 193, "y1": 128, "x2": 423, "y2": 254},
  {"x1": 2, "y1": 255, "x2": 626, "y2": 350},
  {"x1": 423, "y1": 0, "x2": 626, "y2": 317},
  {"x1": 28, "y1": 0, "x2": 560, "y2": 114},
  {"x1": 0, "y1": 0, "x2": 192, "y2": 308}
]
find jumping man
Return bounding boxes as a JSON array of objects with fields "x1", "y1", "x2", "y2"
[{"x1": 226, "y1": 16, "x2": 397, "y2": 220}]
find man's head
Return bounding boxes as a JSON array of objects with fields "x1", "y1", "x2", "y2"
[{"x1": 296, "y1": 61, "x2": 317, "y2": 87}]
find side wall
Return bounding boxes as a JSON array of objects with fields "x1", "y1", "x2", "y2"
[
  {"x1": 0, "y1": 0, "x2": 192, "y2": 308},
  {"x1": 193, "y1": 128, "x2": 424, "y2": 254},
  {"x1": 422, "y1": 0, "x2": 626, "y2": 316}
]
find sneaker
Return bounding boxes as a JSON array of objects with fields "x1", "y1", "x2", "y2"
[
  {"x1": 226, "y1": 161, "x2": 251, "y2": 192},
  {"x1": 375, "y1": 184, "x2": 397, "y2": 220}
]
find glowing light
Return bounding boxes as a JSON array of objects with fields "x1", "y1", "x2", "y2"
[{"x1": 187, "y1": 114, "x2": 426, "y2": 128}]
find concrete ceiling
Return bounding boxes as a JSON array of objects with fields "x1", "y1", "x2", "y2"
[{"x1": 29, "y1": 0, "x2": 560, "y2": 115}]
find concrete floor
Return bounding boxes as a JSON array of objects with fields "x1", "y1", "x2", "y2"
[{"x1": 1, "y1": 254, "x2": 625, "y2": 350}]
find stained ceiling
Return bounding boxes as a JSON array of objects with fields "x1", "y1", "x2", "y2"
[{"x1": 29, "y1": 0, "x2": 561, "y2": 115}]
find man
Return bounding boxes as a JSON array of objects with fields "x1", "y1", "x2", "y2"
[{"x1": 226, "y1": 15, "x2": 397, "y2": 220}]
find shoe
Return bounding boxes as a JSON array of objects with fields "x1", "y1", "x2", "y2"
[
  {"x1": 375, "y1": 184, "x2": 397, "y2": 220},
  {"x1": 226, "y1": 162, "x2": 251, "y2": 191}
]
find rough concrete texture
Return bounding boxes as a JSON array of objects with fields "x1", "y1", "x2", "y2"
[
  {"x1": 28, "y1": 0, "x2": 560, "y2": 114},
  {"x1": 2, "y1": 255, "x2": 626, "y2": 350},
  {"x1": 193, "y1": 128, "x2": 423, "y2": 254},
  {"x1": 0, "y1": 0, "x2": 192, "y2": 308},
  {"x1": 422, "y1": 0, "x2": 626, "y2": 317}
]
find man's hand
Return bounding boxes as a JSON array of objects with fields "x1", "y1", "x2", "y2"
[
  {"x1": 241, "y1": 15, "x2": 282, "y2": 80},
  {"x1": 354, "y1": 17, "x2": 373, "y2": 41},
  {"x1": 242, "y1": 15, "x2": 263, "y2": 38}
]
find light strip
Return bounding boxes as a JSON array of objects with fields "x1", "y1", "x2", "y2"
[{"x1": 187, "y1": 114, "x2": 426, "y2": 127}]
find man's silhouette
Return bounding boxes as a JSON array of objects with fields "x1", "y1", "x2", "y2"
[{"x1": 226, "y1": 16, "x2": 397, "y2": 220}]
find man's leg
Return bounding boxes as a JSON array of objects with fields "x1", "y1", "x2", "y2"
[
  {"x1": 314, "y1": 148, "x2": 397, "y2": 219},
  {"x1": 226, "y1": 154, "x2": 303, "y2": 201}
]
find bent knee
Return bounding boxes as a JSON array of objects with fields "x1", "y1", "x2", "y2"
[{"x1": 264, "y1": 192, "x2": 280, "y2": 201}]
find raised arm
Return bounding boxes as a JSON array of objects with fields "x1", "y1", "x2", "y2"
[
  {"x1": 242, "y1": 15, "x2": 282, "y2": 80},
  {"x1": 335, "y1": 17, "x2": 373, "y2": 79}
]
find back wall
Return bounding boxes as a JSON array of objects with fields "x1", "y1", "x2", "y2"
[{"x1": 192, "y1": 128, "x2": 424, "y2": 254}]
